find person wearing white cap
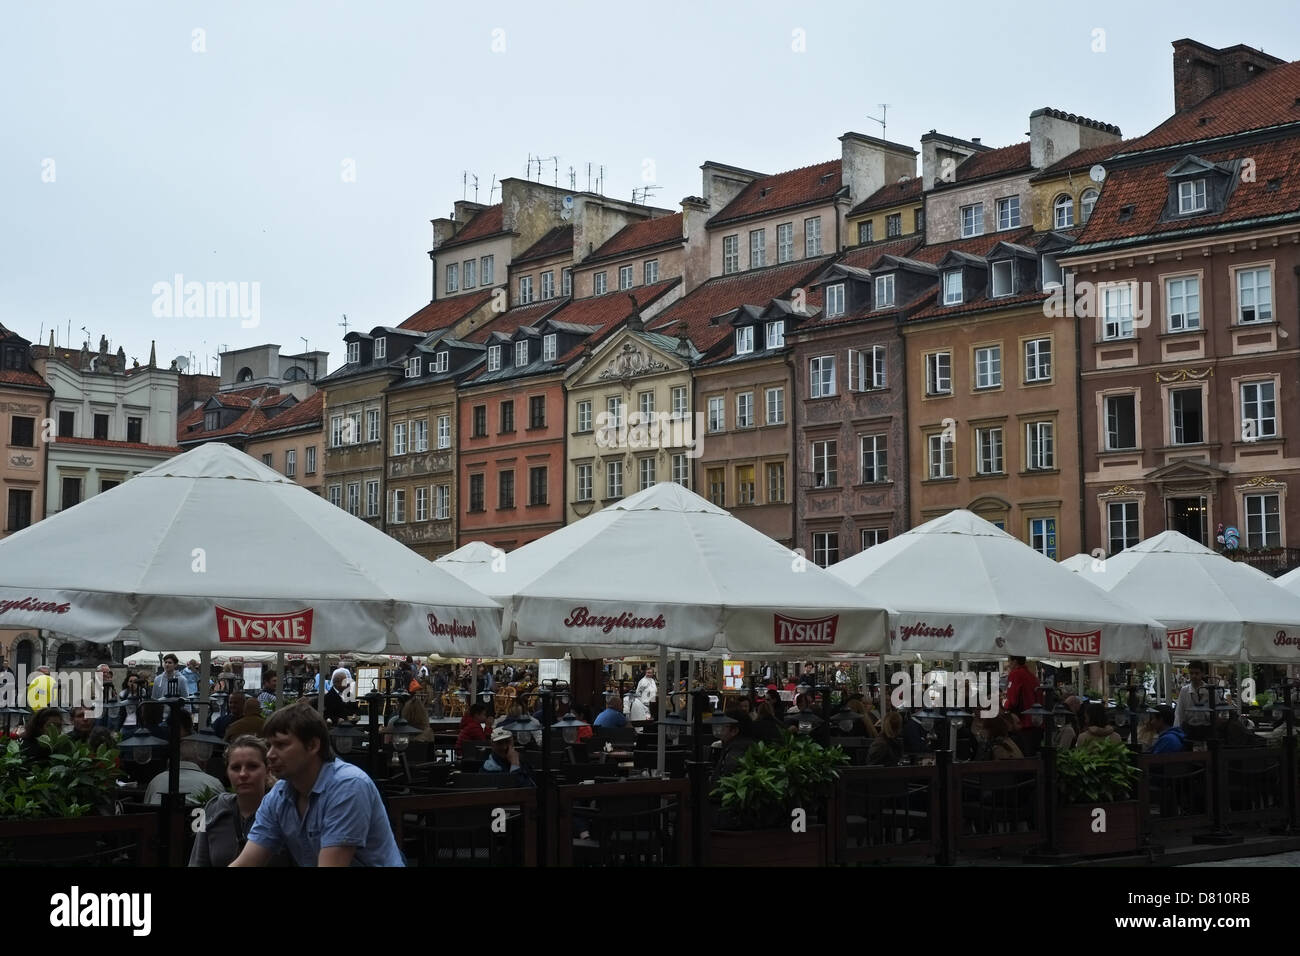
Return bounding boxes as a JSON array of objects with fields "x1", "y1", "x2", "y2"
[
  {"x1": 481, "y1": 727, "x2": 534, "y2": 784},
  {"x1": 324, "y1": 669, "x2": 359, "y2": 723}
]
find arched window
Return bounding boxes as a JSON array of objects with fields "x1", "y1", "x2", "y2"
[
  {"x1": 13, "y1": 639, "x2": 33, "y2": 672},
  {"x1": 283, "y1": 366, "x2": 308, "y2": 381},
  {"x1": 1080, "y1": 188, "x2": 1099, "y2": 223},
  {"x1": 1053, "y1": 194, "x2": 1074, "y2": 229},
  {"x1": 236, "y1": 367, "x2": 254, "y2": 383}
]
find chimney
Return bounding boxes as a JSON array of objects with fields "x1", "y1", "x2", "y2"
[
  {"x1": 838, "y1": 132, "x2": 918, "y2": 209},
  {"x1": 1172, "y1": 38, "x2": 1284, "y2": 113},
  {"x1": 919, "y1": 132, "x2": 987, "y2": 190},
  {"x1": 680, "y1": 196, "x2": 712, "y2": 295},
  {"x1": 700, "y1": 161, "x2": 764, "y2": 214},
  {"x1": 1029, "y1": 108, "x2": 1122, "y2": 169}
]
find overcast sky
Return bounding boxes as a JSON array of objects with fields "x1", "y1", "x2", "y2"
[{"x1": 3, "y1": 0, "x2": 1296, "y2": 376}]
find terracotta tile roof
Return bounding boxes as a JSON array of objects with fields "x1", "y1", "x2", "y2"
[
  {"x1": 1122, "y1": 60, "x2": 1300, "y2": 154},
  {"x1": 254, "y1": 391, "x2": 323, "y2": 432},
  {"x1": 1032, "y1": 139, "x2": 1137, "y2": 179},
  {"x1": 835, "y1": 236, "x2": 927, "y2": 270},
  {"x1": 707, "y1": 160, "x2": 842, "y2": 227},
  {"x1": 57, "y1": 436, "x2": 181, "y2": 454},
  {"x1": 514, "y1": 226, "x2": 573, "y2": 265},
  {"x1": 948, "y1": 142, "x2": 1033, "y2": 184},
  {"x1": 587, "y1": 213, "x2": 684, "y2": 262},
  {"x1": 848, "y1": 177, "x2": 923, "y2": 216},
  {"x1": 463, "y1": 301, "x2": 560, "y2": 345},
  {"x1": 910, "y1": 289, "x2": 1049, "y2": 322},
  {"x1": 1073, "y1": 138, "x2": 1300, "y2": 248},
  {"x1": 903, "y1": 228, "x2": 1035, "y2": 265},
  {"x1": 435, "y1": 204, "x2": 507, "y2": 252},
  {"x1": 0, "y1": 369, "x2": 51, "y2": 390},
  {"x1": 647, "y1": 258, "x2": 830, "y2": 351},
  {"x1": 398, "y1": 289, "x2": 495, "y2": 333}
]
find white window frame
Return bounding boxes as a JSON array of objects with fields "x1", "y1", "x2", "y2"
[
  {"x1": 722, "y1": 235, "x2": 739, "y2": 274},
  {"x1": 606, "y1": 460, "x2": 623, "y2": 499},
  {"x1": 435, "y1": 485, "x2": 450, "y2": 520},
  {"x1": 1165, "y1": 275, "x2": 1201, "y2": 332},
  {"x1": 1108, "y1": 501, "x2": 1139, "y2": 555},
  {"x1": 328, "y1": 484, "x2": 342, "y2": 509},
  {"x1": 925, "y1": 352, "x2": 952, "y2": 396},
  {"x1": 330, "y1": 415, "x2": 344, "y2": 448},
  {"x1": 826, "y1": 283, "x2": 846, "y2": 317},
  {"x1": 561, "y1": 268, "x2": 572, "y2": 296},
  {"x1": 812, "y1": 439, "x2": 837, "y2": 487},
  {"x1": 1026, "y1": 421, "x2": 1054, "y2": 470},
  {"x1": 366, "y1": 480, "x2": 380, "y2": 517},
  {"x1": 1236, "y1": 267, "x2": 1273, "y2": 324},
  {"x1": 305, "y1": 446, "x2": 316, "y2": 474},
  {"x1": 437, "y1": 414, "x2": 451, "y2": 449},
  {"x1": 765, "y1": 386, "x2": 785, "y2": 425},
  {"x1": 487, "y1": 344, "x2": 501, "y2": 372},
  {"x1": 1102, "y1": 284, "x2": 1135, "y2": 340},
  {"x1": 594, "y1": 272, "x2": 607, "y2": 295},
  {"x1": 991, "y1": 260, "x2": 1015, "y2": 298},
  {"x1": 518, "y1": 275, "x2": 534, "y2": 304},
  {"x1": 1080, "y1": 188, "x2": 1099, "y2": 223},
  {"x1": 996, "y1": 196, "x2": 1020, "y2": 231},
  {"x1": 804, "y1": 216, "x2": 822, "y2": 257},
  {"x1": 1024, "y1": 338, "x2": 1052, "y2": 383},
  {"x1": 1245, "y1": 493, "x2": 1282, "y2": 549},
  {"x1": 415, "y1": 486, "x2": 429, "y2": 522},
  {"x1": 736, "y1": 391, "x2": 754, "y2": 429},
  {"x1": 810, "y1": 355, "x2": 836, "y2": 399},
  {"x1": 515, "y1": 340, "x2": 529, "y2": 367},
  {"x1": 619, "y1": 264, "x2": 634, "y2": 290},
  {"x1": 345, "y1": 482, "x2": 359, "y2": 517},
  {"x1": 750, "y1": 229, "x2": 766, "y2": 268},
  {"x1": 392, "y1": 421, "x2": 408, "y2": 456},
  {"x1": 576, "y1": 463, "x2": 593, "y2": 502},
  {"x1": 765, "y1": 320, "x2": 785, "y2": 350},
  {"x1": 874, "y1": 273, "x2": 894, "y2": 309},
  {"x1": 606, "y1": 396, "x2": 624, "y2": 429},
  {"x1": 638, "y1": 457, "x2": 656, "y2": 492},
  {"x1": 284, "y1": 449, "x2": 296, "y2": 478},
  {"x1": 1241, "y1": 381, "x2": 1277, "y2": 439},
  {"x1": 434, "y1": 351, "x2": 449, "y2": 373},
  {"x1": 390, "y1": 488, "x2": 406, "y2": 524},
  {"x1": 480, "y1": 255, "x2": 494, "y2": 285},
  {"x1": 365, "y1": 409, "x2": 379, "y2": 443},
  {"x1": 707, "y1": 396, "x2": 725, "y2": 433},
  {"x1": 735, "y1": 326, "x2": 754, "y2": 355},
  {"x1": 1170, "y1": 388, "x2": 1203, "y2": 445},
  {"x1": 943, "y1": 270, "x2": 963, "y2": 305},
  {"x1": 1104, "y1": 393, "x2": 1138, "y2": 450},
  {"x1": 1053, "y1": 194, "x2": 1074, "y2": 229},
  {"x1": 927, "y1": 433, "x2": 953, "y2": 479},
  {"x1": 812, "y1": 532, "x2": 839, "y2": 568},
  {"x1": 446, "y1": 263, "x2": 459, "y2": 292},
  {"x1": 777, "y1": 223, "x2": 793, "y2": 263},
  {"x1": 1178, "y1": 178, "x2": 1207, "y2": 214},
  {"x1": 860, "y1": 434, "x2": 887, "y2": 483},
  {"x1": 413, "y1": 419, "x2": 428, "y2": 453},
  {"x1": 541, "y1": 270, "x2": 555, "y2": 300},
  {"x1": 637, "y1": 391, "x2": 655, "y2": 424},
  {"x1": 960, "y1": 203, "x2": 984, "y2": 238},
  {"x1": 671, "y1": 386, "x2": 688, "y2": 419},
  {"x1": 463, "y1": 258, "x2": 476, "y2": 288},
  {"x1": 644, "y1": 260, "x2": 658, "y2": 284},
  {"x1": 577, "y1": 400, "x2": 592, "y2": 432},
  {"x1": 975, "y1": 426, "x2": 1004, "y2": 475},
  {"x1": 543, "y1": 333, "x2": 557, "y2": 362},
  {"x1": 1029, "y1": 517, "x2": 1057, "y2": 559},
  {"x1": 974, "y1": 345, "x2": 1002, "y2": 389},
  {"x1": 671, "y1": 453, "x2": 689, "y2": 488},
  {"x1": 405, "y1": 357, "x2": 421, "y2": 378},
  {"x1": 373, "y1": 337, "x2": 386, "y2": 360},
  {"x1": 346, "y1": 342, "x2": 360, "y2": 365}
]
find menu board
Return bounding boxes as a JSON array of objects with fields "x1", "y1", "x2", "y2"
[{"x1": 723, "y1": 661, "x2": 744, "y2": 691}]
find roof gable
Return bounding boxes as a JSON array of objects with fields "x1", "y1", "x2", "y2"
[{"x1": 707, "y1": 160, "x2": 843, "y2": 227}]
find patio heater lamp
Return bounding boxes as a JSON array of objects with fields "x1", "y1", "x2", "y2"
[
  {"x1": 189, "y1": 726, "x2": 226, "y2": 764},
  {"x1": 117, "y1": 726, "x2": 167, "y2": 765},
  {"x1": 707, "y1": 711, "x2": 739, "y2": 738},
  {"x1": 1269, "y1": 682, "x2": 1298, "y2": 833},
  {"x1": 500, "y1": 713, "x2": 544, "y2": 748},
  {"x1": 384, "y1": 716, "x2": 423, "y2": 758},
  {"x1": 656, "y1": 711, "x2": 689, "y2": 745},
  {"x1": 329, "y1": 721, "x2": 367, "y2": 757},
  {"x1": 551, "y1": 712, "x2": 590, "y2": 746}
]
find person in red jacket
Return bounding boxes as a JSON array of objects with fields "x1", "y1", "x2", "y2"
[{"x1": 1002, "y1": 656, "x2": 1040, "y2": 753}]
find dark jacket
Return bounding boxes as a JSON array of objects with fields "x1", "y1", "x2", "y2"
[
  {"x1": 188, "y1": 792, "x2": 290, "y2": 868},
  {"x1": 750, "y1": 716, "x2": 784, "y2": 745},
  {"x1": 867, "y1": 734, "x2": 902, "y2": 766},
  {"x1": 708, "y1": 736, "x2": 756, "y2": 793},
  {"x1": 324, "y1": 687, "x2": 359, "y2": 723}
]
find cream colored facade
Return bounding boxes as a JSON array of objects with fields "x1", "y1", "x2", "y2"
[
  {"x1": 573, "y1": 246, "x2": 686, "y2": 301},
  {"x1": 244, "y1": 425, "x2": 324, "y2": 496},
  {"x1": 846, "y1": 198, "x2": 924, "y2": 248}
]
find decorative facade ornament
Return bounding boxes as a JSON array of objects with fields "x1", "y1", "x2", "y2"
[
  {"x1": 1154, "y1": 367, "x2": 1213, "y2": 383},
  {"x1": 1098, "y1": 483, "x2": 1142, "y2": 498},
  {"x1": 597, "y1": 342, "x2": 669, "y2": 381},
  {"x1": 1239, "y1": 475, "x2": 1285, "y2": 490}
]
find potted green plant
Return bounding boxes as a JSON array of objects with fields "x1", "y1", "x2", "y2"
[
  {"x1": 1054, "y1": 738, "x2": 1142, "y2": 855},
  {"x1": 709, "y1": 731, "x2": 848, "y2": 866}
]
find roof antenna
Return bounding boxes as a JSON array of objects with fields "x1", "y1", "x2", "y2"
[
  {"x1": 867, "y1": 104, "x2": 890, "y2": 140},
  {"x1": 339, "y1": 313, "x2": 351, "y2": 335}
]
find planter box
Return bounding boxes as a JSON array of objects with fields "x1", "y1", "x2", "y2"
[
  {"x1": 709, "y1": 825, "x2": 827, "y2": 866},
  {"x1": 1056, "y1": 801, "x2": 1141, "y2": 856}
]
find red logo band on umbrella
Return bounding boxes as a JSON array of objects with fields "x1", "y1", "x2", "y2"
[
  {"x1": 1045, "y1": 627, "x2": 1101, "y2": 657},
  {"x1": 774, "y1": 614, "x2": 839, "y2": 646},
  {"x1": 1166, "y1": 627, "x2": 1194, "y2": 652},
  {"x1": 0, "y1": 596, "x2": 71, "y2": 615},
  {"x1": 562, "y1": 607, "x2": 667, "y2": 634},
  {"x1": 216, "y1": 606, "x2": 314, "y2": 645},
  {"x1": 427, "y1": 614, "x2": 478, "y2": 641}
]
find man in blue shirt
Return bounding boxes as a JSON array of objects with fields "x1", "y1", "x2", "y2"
[
  {"x1": 230, "y1": 703, "x2": 404, "y2": 867},
  {"x1": 592, "y1": 693, "x2": 628, "y2": 729},
  {"x1": 181, "y1": 658, "x2": 201, "y2": 698},
  {"x1": 482, "y1": 727, "x2": 535, "y2": 786},
  {"x1": 1149, "y1": 705, "x2": 1188, "y2": 754}
]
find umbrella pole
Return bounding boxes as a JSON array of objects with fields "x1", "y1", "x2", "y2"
[
  {"x1": 199, "y1": 650, "x2": 211, "y2": 727},
  {"x1": 657, "y1": 645, "x2": 667, "y2": 776},
  {"x1": 276, "y1": 651, "x2": 285, "y2": 709},
  {"x1": 317, "y1": 653, "x2": 326, "y2": 713}
]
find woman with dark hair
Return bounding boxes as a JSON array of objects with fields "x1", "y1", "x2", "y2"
[
  {"x1": 750, "y1": 701, "x2": 785, "y2": 744},
  {"x1": 119, "y1": 673, "x2": 145, "y2": 731},
  {"x1": 867, "y1": 712, "x2": 904, "y2": 766},
  {"x1": 1075, "y1": 702, "x2": 1122, "y2": 749},
  {"x1": 974, "y1": 716, "x2": 1024, "y2": 760},
  {"x1": 20, "y1": 708, "x2": 67, "y2": 763},
  {"x1": 189, "y1": 735, "x2": 286, "y2": 867}
]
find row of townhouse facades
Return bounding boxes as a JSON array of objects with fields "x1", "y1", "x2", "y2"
[{"x1": 179, "y1": 37, "x2": 1300, "y2": 575}]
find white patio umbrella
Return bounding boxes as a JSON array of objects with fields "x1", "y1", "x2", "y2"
[
  {"x1": 1279, "y1": 566, "x2": 1300, "y2": 595},
  {"x1": 828, "y1": 510, "x2": 1168, "y2": 663},
  {"x1": 0, "y1": 443, "x2": 503, "y2": 657},
  {"x1": 1071, "y1": 531, "x2": 1300, "y2": 664},
  {"x1": 435, "y1": 541, "x2": 507, "y2": 593}
]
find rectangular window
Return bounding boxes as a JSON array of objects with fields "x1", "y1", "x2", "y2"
[
  {"x1": 413, "y1": 419, "x2": 428, "y2": 453},
  {"x1": 446, "y1": 263, "x2": 459, "y2": 292},
  {"x1": 472, "y1": 405, "x2": 487, "y2": 438},
  {"x1": 10, "y1": 416, "x2": 34, "y2": 447},
  {"x1": 518, "y1": 276, "x2": 534, "y2": 305},
  {"x1": 765, "y1": 387, "x2": 785, "y2": 425},
  {"x1": 6, "y1": 489, "x2": 32, "y2": 532},
  {"x1": 392, "y1": 422, "x2": 408, "y2": 456},
  {"x1": 639, "y1": 457, "x2": 657, "y2": 492},
  {"x1": 480, "y1": 255, "x2": 494, "y2": 285},
  {"x1": 860, "y1": 434, "x2": 888, "y2": 483},
  {"x1": 735, "y1": 326, "x2": 754, "y2": 355},
  {"x1": 1165, "y1": 276, "x2": 1201, "y2": 331},
  {"x1": 858, "y1": 221, "x2": 874, "y2": 244},
  {"x1": 1170, "y1": 388, "x2": 1204, "y2": 445},
  {"x1": 849, "y1": 346, "x2": 886, "y2": 391},
  {"x1": 327, "y1": 484, "x2": 341, "y2": 509},
  {"x1": 366, "y1": 409, "x2": 379, "y2": 443},
  {"x1": 1245, "y1": 494, "x2": 1282, "y2": 549},
  {"x1": 1108, "y1": 501, "x2": 1139, "y2": 555},
  {"x1": 576, "y1": 464, "x2": 593, "y2": 502},
  {"x1": 606, "y1": 460, "x2": 623, "y2": 499},
  {"x1": 926, "y1": 352, "x2": 952, "y2": 395},
  {"x1": 435, "y1": 485, "x2": 450, "y2": 520},
  {"x1": 707, "y1": 467, "x2": 725, "y2": 506},
  {"x1": 812, "y1": 440, "x2": 837, "y2": 487},
  {"x1": 607, "y1": 397, "x2": 624, "y2": 429},
  {"x1": 515, "y1": 340, "x2": 529, "y2": 367},
  {"x1": 415, "y1": 486, "x2": 428, "y2": 521},
  {"x1": 671, "y1": 386, "x2": 688, "y2": 419},
  {"x1": 644, "y1": 260, "x2": 658, "y2": 284},
  {"x1": 810, "y1": 355, "x2": 836, "y2": 398},
  {"x1": 637, "y1": 391, "x2": 654, "y2": 425},
  {"x1": 468, "y1": 474, "x2": 485, "y2": 512},
  {"x1": 927, "y1": 434, "x2": 954, "y2": 479},
  {"x1": 749, "y1": 229, "x2": 766, "y2": 268},
  {"x1": 350, "y1": 411, "x2": 363, "y2": 446},
  {"x1": 487, "y1": 345, "x2": 501, "y2": 371},
  {"x1": 346, "y1": 482, "x2": 360, "y2": 517},
  {"x1": 577, "y1": 400, "x2": 592, "y2": 432},
  {"x1": 93, "y1": 414, "x2": 109, "y2": 440},
  {"x1": 500, "y1": 400, "x2": 514, "y2": 434},
  {"x1": 463, "y1": 258, "x2": 476, "y2": 288},
  {"x1": 374, "y1": 338, "x2": 387, "y2": 360},
  {"x1": 736, "y1": 391, "x2": 754, "y2": 428},
  {"x1": 541, "y1": 270, "x2": 555, "y2": 299},
  {"x1": 405, "y1": 357, "x2": 421, "y2": 379},
  {"x1": 619, "y1": 265, "x2": 633, "y2": 290},
  {"x1": 285, "y1": 449, "x2": 296, "y2": 477},
  {"x1": 562, "y1": 268, "x2": 572, "y2": 296},
  {"x1": 60, "y1": 476, "x2": 83, "y2": 510},
  {"x1": 812, "y1": 532, "x2": 839, "y2": 568},
  {"x1": 346, "y1": 342, "x2": 360, "y2": 365},
  {"x1": 529, "y1": 466, "x2": 548, "y2": 505},
  {"x1": 1024, "y1": 338, "x2": 1052, "y2": 383},
  {"x1": 529, "y1": 395, "x2": 546, "y2": 429},
  {"x1": 1105, "y1": 394, "x2": 1137, "y2": 450},
  {"x1": 996, "y1": 196, "x2": 1020, "y2": 231},
  {"x1": 861, "y1": 528, "x2": 889, "y2": 550},
  {"x1": 777, "y1": 223, "x2": 794, "y2": 263},
  {"x1": 974, "y1": 345, "x2": 1002, "y2": 389},
  {"x1": 886, "y1": 213, "x2": 902, "y2": 238},
  {"x1": 708, "y1": 396, "x2": 725, "y2": 432},
  {"x1": 826, "y1": 283, "x2": 846, "y2": 317},
  {"x1": 262, "y1": 453, "x2": 273, "y2": 467},
  {"x1": 543, "y1": 333, "x2": 557, "y2": 362},
  {"x1": 723, "y1": 236, "x2": 740, "y2": 274},
  {"x1": 766, "y1": 462, "x2": 785, "y2": 503},
  {"x1": 943, "y1": 270, "x2": 963, "y2": 305},
  {"x1": 976, "y1": 427, "x2": 1004, "y2": 475},
  {"x1": 991, "y1": 260, "x2": 1014, "y2": 297},
  {"x1": 1241, "y1": 381, "x2": 1277, "y2": 439},
  {"x1": 1029, "y1": 517, "x2": 1058, "y2": 559},
  {"x1": 874, "y1": 274, "x2": 894, "y2": 308},
  {"x1": 594, "y1": 272, "x2": 607, "y2": 295},
  {"x1": 1178, "y1": 178, "x2": 1207, "y2": 214},
  {"x1": 765, "y1": 320, "x2": 785, "y2": 350},
  {"x1": 390, "y1": 489, "x2": 406, "y2": 524},
  {"x1": 1103, "y1": 284, "x2": 1135, "y2": 339},
  {"x1": 305, "y1": 446, "x2": 317, "y2": 474},
  {"x1": 498, "y1": 470, "x2": 515, "y2": 509},
  {"x1": 735, "y1": 464, "x2": 755, "y2": 504},
  {"x1": 672, "y1": 454, "x2": 689, "y2": 488},
  {"x1": 1237, "y1": 268, "x2": 1273, "y2": 323},
  {"x1": 914, "y1": 208, "x2": 925, "y2": 232},
  {"x1": 366, "y1": 480, "x2": 380, "y2": 517},
  {"x1": 960, "y1": 203, "x2": 984, "y2": 238},
  {"x1": 1042, "y1": 254, "x2": 1063, "y2": 288},
  {"x1": 437, "y1": 415, "x2": 450, "y2": 449},
  {"x1": 1026, "y1": 421, "x2": 1055, "y2": 470},
  {"x1": 58, "y1": 410, "x2": 75, "y2": 438},
  {"x1": 804, "y1": 217, "x2": 822, "y2": 257},
  {"x1": 434, "y1": 351, "x2": 449, "y2": 373},
  {"x1": 126, "y1": 417, "x2": 142, "y2": 444}
]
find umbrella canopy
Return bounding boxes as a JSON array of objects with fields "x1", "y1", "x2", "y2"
[
  {"x1": 434, "y1": 541, "x2": 507, "y2": 594},
  {"x1": 482, "y1": 482, "x2": 889, "y2": 657},
  {"x1": 828, "y1": 510, "x2": 1168, "y2": 663},
  {"x1": 123, "y1": 649, "x2": 280, "y2": 667},
  {"x1": 1279, "y1": 565, "x2": 1300, "y2": 594},
  {"x1": 0, "y1": 443, "x2": 503, "y2": 657},
  {"x1": 1070, "y1": 531, "x2": 1300, "y2": 663}
]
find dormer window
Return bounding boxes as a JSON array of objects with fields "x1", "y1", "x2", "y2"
[
  {"x1": 942, "y1": 270, "x2": 963, "y2": 305},
  {"x1": 346, "y1": 342, "x2": 360, "y2": 365},
  {"x1": 515, "y1": 340, "x2": 529, "y2": 367},
  {"x1": 540, "y1": 333, "x2": 555, "y2": 361},
  {"x1": 1042, "y1": 255, "x2": 1063, "y2": 288},
  {"x1": 825, "y1": 283, "x2": 846, "y2": 318},
  {"x1": 487, "y1": 345, "x2": 501, "y2": 371},
  {"x1": 404, "y1": 357, "x2": 421, "y2": 378},
  {"x1": 434, "y1": 351, "x2": 449, "y2": 373},
  {"x1": 373, "y1": 338, "x2": 386, "y2": 360},
  {"x1": 735, "y1": 326, "x2": 754, "y2": 355},
  {"x1": 1178, "y1": 179, "x2": 1207, "y2": 214},
  {"x1": 1053, "y1": 195, "x2": 1074, "y2": 229},
  {"x1": 204, "y1": 411, "x2": 218, "y2": 431},
  {"x1": 991, "y1": 260, "x2": 1014, "y2": 298},
  {"x1": 2, "y1": 346, "x2": 24, "y2": 370},
  {"x1": 765, "y1": 320, "x2": 785, "y2": 350},
  {"x1": 874, "y1": 274, "x2": 895, "y2": 309}
]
